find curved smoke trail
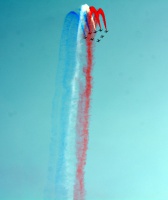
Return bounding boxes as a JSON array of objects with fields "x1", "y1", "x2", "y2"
[
  {"x1": 74, "y1": 6, "x2": 94, "y2": 199},
  {"x1": 44, "y1": 4, "x2": 107, "y2": 200},
  {"x1": 74, "y1": 5, "x2": 107, "y2": 200},
  {"x1": 44, "y1": 11, "x2": 79, "y2": 200},
  {"x1": 53, "y1": 11, "x2": 79, "y2": 200}
]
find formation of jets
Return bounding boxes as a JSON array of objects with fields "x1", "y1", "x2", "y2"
[{"x1": 83, "y1": 29, "x2": 109, "y2": 43}]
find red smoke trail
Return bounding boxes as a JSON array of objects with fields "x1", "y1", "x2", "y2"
[
  {"x1": 89, "y1": 6, "x2": 107, "y2": 30},
  {"x1": 74, "y1": 6, "x2": 107, "y2": 199},
  {"x1": 74, "y1": 37, "x2": 93, "y2": 200}
]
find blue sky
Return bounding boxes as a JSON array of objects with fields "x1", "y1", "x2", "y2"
[{"x1": 1, "y1": 0, "x2": 168, "y2": 199}]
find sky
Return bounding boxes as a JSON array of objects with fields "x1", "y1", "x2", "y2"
[{"x1": 1, "y1": 0, "x2": 168, "y2": 199}]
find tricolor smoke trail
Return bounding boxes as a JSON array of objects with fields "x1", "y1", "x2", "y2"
[{"x1": 45, "y1": 4, "x2": 107, "y2": 200}]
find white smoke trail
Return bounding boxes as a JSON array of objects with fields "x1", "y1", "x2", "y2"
[{"x1": 64, "y1": 4, "x2": 90, "y2": 199}]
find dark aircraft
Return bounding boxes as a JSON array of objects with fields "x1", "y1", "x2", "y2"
[
  {"x1": 90, "y1": 38, "x2": 94, "y2": 41},
  {"x1": 84, "y1": 36, "x2": 87, "y2": 39},
  {"x1": 99, "y1": 28, "x2": 103, "y2": 32},
  {"x1": 97, "y1": 39, "x2": 100, "y2": 42},
  {"x1": 100, "y1": 35, "x2": 104, "y2": 38},
  {"x1": 105, "y1": 29, "x2": 109, "y2": 33},
  {"x1": 94, "y1": 30, "x2": 97, "y2": 33}
]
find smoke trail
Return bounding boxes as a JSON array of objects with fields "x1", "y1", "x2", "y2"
[
  {"x1": 74, "y1": 5, "x2": 95, "y2": 200},
  {"x1": 44, "y1": 4, "x2": 107, "y2": 200},
  {"x1": 44, "y1": 11, "x2": 79, "y2": 200},
  {"x1": 73, "y1": 5, "x2": 108, "y2": 199},
  {"x1": 74, "y1": 36, "x2": 94, "y2": 200}
]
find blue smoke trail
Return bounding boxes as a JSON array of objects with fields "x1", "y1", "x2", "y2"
[
  {"x1": 44, "y1": 11, "x2": 79, "y2": 200},
  {"x1": 80, "y1": 10, "x2": 90, "y2": 37}
]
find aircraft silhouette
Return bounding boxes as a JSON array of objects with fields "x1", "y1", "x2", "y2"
[
  {"x1": 99, "y1": 28, "x2": 103, "y2": 32},
  {"x1": 105, "y1": 29, "x2": 109, "y2": 33},
  {"x1": 94, "y1": 30, "x2": 97, "y2": 33},
  {"x1": 90, "y1": 38, "x2": 94, "y2": 41},
  {"x1": 97, "y1": 39, "x2": 100, "y2": 42},
  {"x1": 84, "y1": 36, "x2": 87, "y2": 39},
  {"x1": 100, "y1": 35, "x2": 104, "y2": 38}
]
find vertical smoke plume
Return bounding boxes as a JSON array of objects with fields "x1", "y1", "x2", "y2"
[
  {"x1": 44, "y1": 4, "x2": 107, "y2": 200},
  {"x1": 44, "y1": 11, "x2": 79, "y2": 200}
]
